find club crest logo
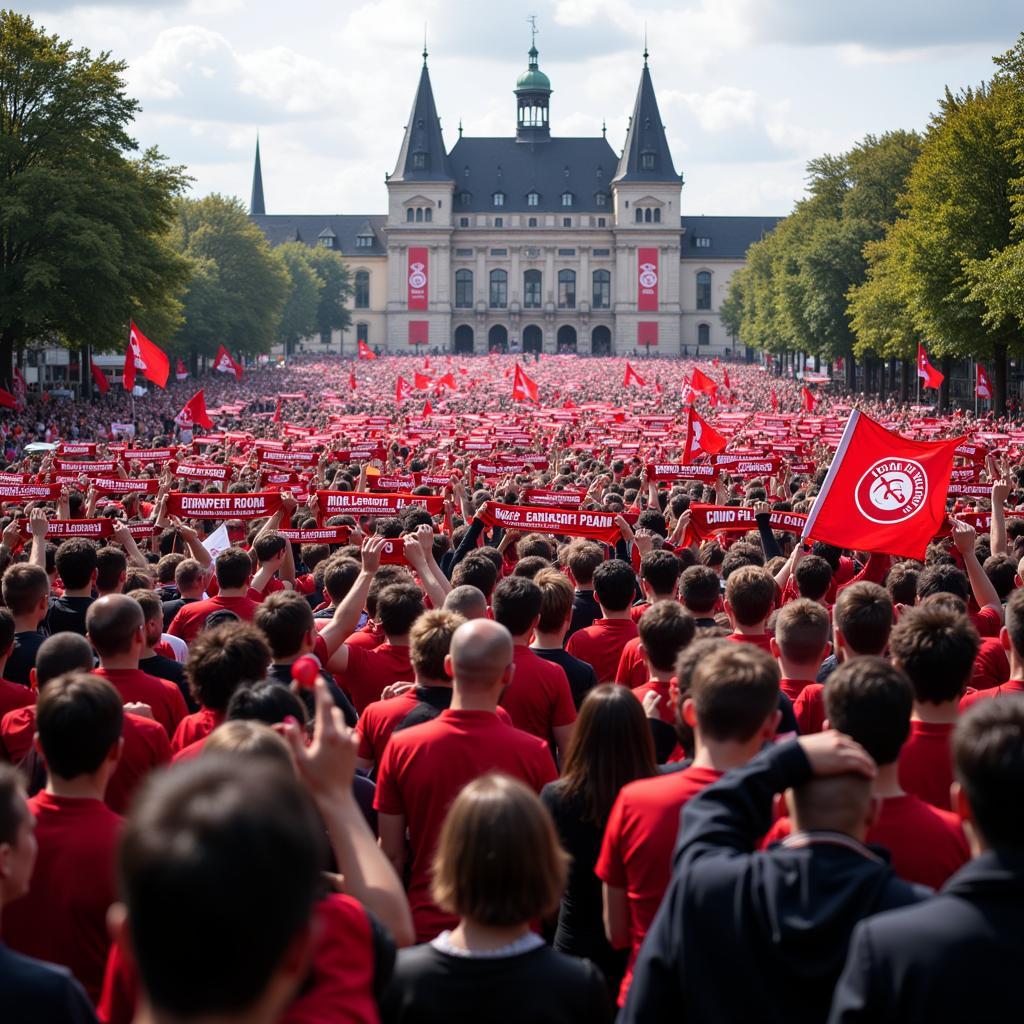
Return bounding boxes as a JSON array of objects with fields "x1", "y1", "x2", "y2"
[
  {"x1": 854, "y1": 458, "x2": 928, "y2": 525},
  {"x1": 639, "y1": 262, "x2": 658, "y2": 289},
  {"x1": 408, "y1": 262, "x2": 427, "y2": 289}
]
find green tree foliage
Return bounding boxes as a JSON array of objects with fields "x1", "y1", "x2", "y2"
[
  {"x1": 0, "y1": 12, "x2": 190, "y2": 383},
  {"x1": 275, "y1": 242, "x2": 321, "y2": 355},
  {"x1": 305, "y1": 245, "x2": 353, "y2": 339}
]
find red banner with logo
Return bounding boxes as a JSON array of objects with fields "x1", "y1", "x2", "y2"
[
  {"x1": 683, "y1": 504, "x2": 807, "y2": 545},
  {"x1": 124, "y1": 448, "x2": 176, "y2": 464},
  {"x1": 647, "y1": 463, "x2": 717, "y2": 482},
  {"x1": 57, "y1": 443, "x2": 98, "y2": 456},
  {"x1": 316, "y1": 490, "x2": 444, "y2": 520},
  {"x1": 167, "y1": 491, "x2": 283, "y2": 520},
  {"x1": 408, "y1": 320, "x2": 429, "y2": 346},
  {"x1": 54, "y1": 459, "x2": 119, "y2": 474},
  {"x1": 91, "y1": 478, "x2": 160, "y2": 496},
  {"x1": 638, "y1": 247, "x2": 659, "y2": 312},
  {"x1": 523, "y1": 488, "x2": 586, "y2": 508},
  {"x1": 637, "y1": 321, "x2": 659, "y2": 346},
  {"x1": 408, "y1": 247, "x2": 428, "y2": 310},
  {"x1": 174, "y1": 463, "x2": 233, "y2": 482},
  {"x1": 476, "y1": 501, "x2": 625, "y2": 544}
]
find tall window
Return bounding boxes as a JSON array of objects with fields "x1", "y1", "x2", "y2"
[
  {"x1": 424, "y1": 208, "x2": 432, "y2": 222},
  {"x1": 697, "y1": 323, "x2": 711, "y2": 345},
  {"x1": 489, "y1": 269, "x2": 508, "y2": 308},
  {"x1": 653, "y1": 208, "x2": 661, "y2": 223},
  {"x1": 595, "y1": 192, "x2": 607, "y2": 207},
  {"x1": 412, "y1": 152, "x2": 426, "y2": 169},
  {"x1": 528, "y1": 217, "x2": 538, "y2": 227},
  {"x1": 592, "y1": 269, "x2": 610, "y2": 309},
  {"x1": 357, "y1": 323, "x2": 369, "y2": 344},
  {"x1": 644, "y1": 209, "x2": 652, "y2": 223},
  {"x1": 354, "y1": 270, "x2": 370, "y2": 309},
  {"x1": 558, "y1": 269, "x2": 576, "y2": 309},
  {"x1": 640, "y1": 151, "x2": 655, "y2": 171},
  {"x1": 635, "y1": 208, "x2": 643, "y2": 223},
  {"x1": 415, "y1": 208, "x2": 423, "y2": 222},
  {"x1": 455, "y1": 269, "x2": 473, "y2": 309},
  {"x1": 696, "y1": 271, "x2": 712, "y2": 310},
  {"x1": 524, "y1": 269, "x2": 542, "y2": 308},
  {"x1": 406, "y1": 208, "x2": 414, "y2": 222}
]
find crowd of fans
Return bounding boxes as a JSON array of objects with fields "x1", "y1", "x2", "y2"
[{"x1": 0, "y1": 353, "x2": 1022, "y2": 1023}]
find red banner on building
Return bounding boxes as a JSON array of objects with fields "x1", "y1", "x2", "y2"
[
  {"x1": 166, "y1": 491, "x2": 283, "y2": 520},
  {"x1": 408, "y1": 320, "x2": 429, "y2": 345},
  {"x1": 637, "y1": 322, "x2": 659, "y2": 346},
  {"x1": 637, "y1": 247, "x2": 659, "y2": 311},
  {"x1": 407, "y1": 247, "x2": 428, "y2": 310}
]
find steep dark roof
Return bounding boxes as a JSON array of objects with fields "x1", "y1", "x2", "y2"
[
  {"x1": 613, "y1": 62, "x2": 678, "y2": 184},
  {"x1": 448, "y1": 136, "x2": 618, "y2": 213},
  {"x1": 250, "y1": 215, "x2": 387, "y2": 256},
  {"x1": 250, "y1": 136, "x2": 266, "y2": 216},
  {"x1": 679, "y1": 215, "x2": 782, "y2": 259},
  {"x1": 391, "y1": 62, "x2": 454, "y2": 183}
]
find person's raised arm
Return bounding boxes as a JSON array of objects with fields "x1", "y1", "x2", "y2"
[
  {"x1": 753, "y1": 500, "x2": 783, "y2": 561},
  {"x1": 321, "y1": 534, "x2": 385, "y2": 666},
  {"x1": 951, "y1": 519, "x2": 1002, "y2": 619},
  {"x1": 403, "y1": 524, "x2": 450, "y2": 605},
  {"x1": 990, "y1": 476, "x2": 1011, "y2": 558},
  {"x1": 168, "y1": 517, "x2": 212, "y2": 570},
  {"x1": 28, "y1": 506, "x2": 48, "y2": 570},
  {"x1": 110, "y1": 520, "x2": 148, "y2": 569},
  {"x1": 774, "y1": 536, "x2": 805, "y2": 592}
]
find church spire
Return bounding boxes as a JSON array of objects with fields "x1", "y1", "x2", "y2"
[
  {"x1": 391, "y1": 56, "x2": 453, "y2": 182},
  {"x1": 612, "y1": 54, "x2": 678, "y2": 183},
  {"x1": 250, "y1": 134, "x2": 266, "y2": 215}
]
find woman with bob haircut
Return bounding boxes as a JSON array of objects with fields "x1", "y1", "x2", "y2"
[
  {"x1": 381, "y1": 773, "x2": 612, "y2": 1023},
  {"x1": 541, "y1": 684, "x2": 658, "y2": 992}
]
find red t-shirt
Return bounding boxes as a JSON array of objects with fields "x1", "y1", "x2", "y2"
[
  {"x1": 615, "y1": 636, "x2": 648, "y2": 689},
  {"x1": 498, "y1": 646, "x2": 577, "y2": 741},
  {"x1": 764, "y1": 793, "x2": 969, "y2": 890},
  {"x1": 972, "y1": 636, "x2": 1010, "y2": 690},
  {"x1": 336, "y1": 643, "x2": 412, "y2": 713},
  {"x1": 631, "y1": 679, "x2": 674, "y2": 724},
  {"x1": 566, "y1": 617, "x2": 639, "y2": 683},
  {"x1": 596, "y1": 765, "x2": 723, "y2": 1005},
  {"x1": 171, "y1": 707, "x2": 225, "y2": 753},
  {"x1": 93, "y1": 666, "x2": 188, "y2": 737},
  {"x1": 793, "y1": 682, "x2": 826, "y2": 734},
  {"x1": 961, "y1": 678, "x2": 1024, "y2": 710},
  {"x1": 3, "y1": 792, "x2": 121, "y2": 1003},
  {"x1": 779, "y1": 677, "x2": 816, "y2": 704},
  {"x1": 969, "y1": 606, "x2": 1002, "y2": 639},
  {"x1": 0, "y1": 677, "x2": 34, "y2": 717},
  {"x1": 375, "y1": 708, "x2": 557, "y2": 942},
  {"x1": 346, "y1": 620, "x2": 386, "y2": 650},
  {"x1": 0, "y1": 707, "x2": 170, "y2": 814},
  {"x1": 727, "y1": 631, "x2": 773, "y2": 652},
  {"x1": 898, "y1": 720, "x2": 956, "y2": 811},
  {"x1": 167, "y1": 594, "x2": 260, "y2": 644},
  {"x1": 630, "y1": 601, "x2": 650, "y2": 623}
]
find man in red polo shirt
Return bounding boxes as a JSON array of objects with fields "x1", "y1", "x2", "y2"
[
  {"x1": 597, "y1": 643, "x2": 782, "y2": 1006},
  {"x1": 770, "y1": 598, "x2": 831, "y2": 704},
  {"x1": 167, "y1": 547, "x2": 261, "y2": 644},
  {"x1": 567, "y1": 559, "x2": 640, "y2": 682},
  {"x1": 722, "y1": 565, "x2": 775, "y2": 652},
  {"x1": 890, "y1": 599, "x2": 979, "y2": 811},
  {"x1": 376, "y1": 618, "x2": 557, "y2": 942},
  {"x1": 492, "y1": 576, "x2": 576, "y2": 757},
  {"x1": 962, "y1": 586, "x2": 1024, "y2": 710},
  {"x1": 88, "y1": 595, "x2": 188, "y2": 737},
  {"x1": 3, "y1": 673, "x2": 124, "y2": 1004}
]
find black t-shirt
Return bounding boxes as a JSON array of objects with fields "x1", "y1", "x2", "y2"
[
  {"x1": 532, "y1": 647, "x2": 598, "y2": 709},
  {"x1": 568, "y1": 591, "x2": 601, "y2": 639},
  {"x1": 139, "y1": 653, "x2": 195, "y2": 712},
  {"x1": 391, "y1": 685, "x2": 454, "y2": 734},
  {"x1": 162, "y1": 596, "x2": 200, "y2": 631},
  {"x1": 44, "y1": 595, "x2": 94, "y2": 637},
  {"x1": 266, "y1": 662, "x2": 357, "y2": 727},
  {"x1": 0, "y1": 943, "x2": 98, "y2": 1024},
  {"x1": 6, "y1": 631, "x2": 45, "y2": 687}
]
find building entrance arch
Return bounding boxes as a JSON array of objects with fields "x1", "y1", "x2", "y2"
[
  {"x1": 557, "y1": 325, "x2": 577, "y2": 353},
  {"x1": 591, "y1": 325, "x2": 612, "y2": 356},
  {"x1": 488, "y1": 324, "x2": 509, "y2": 353},
  {"x1": 523, "y1": 324, "x2": 543, "y2": 353},
  {"x1": 454, "y1": 325, "x2": 474, "y2": 354}
]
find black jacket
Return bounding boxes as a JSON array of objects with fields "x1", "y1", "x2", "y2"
[
  {"x1": 829, "y1": 849, "x2": 1024, "y2": 1023},
  {"x1": 621, "y1": 741, "x2": 928, "y2": 1024}
]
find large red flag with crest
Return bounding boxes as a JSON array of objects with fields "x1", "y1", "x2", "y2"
[
  {"x1": 213, "y1": 345, "x2": 243, "y2": 381},
  {"x1": 176, "y1": 390, "x2": 213, "y2": 431},
  {"x1": 917, "y1": 343, "x2": 944, "y2": 390},
  {"x1": 976, "y1": 364, "x2": 992, "y2": 400},
  {"x1": 125, "y1": 322, "x2": 170, "y2": 390},
  {"x1": 684, "y1": 406, "x2": 727, "y2": 460},
  {"x1": 358, "y1": 340, "x2": 376, "y2": 360}
]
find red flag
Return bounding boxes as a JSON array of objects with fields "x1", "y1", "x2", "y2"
[
  {"x1": 396, "y1": 376, "x2": 412, "y2": 403},
  {"x1": 802, "y1": 410, "x2": 964, "y2": 558},
  {"x1": 801, "y1": 386, "x2": 816, "y2": 412},
  {"x1": 213, "y1": 345, "x2": 243, "y2": 381},
  {"x1": 436, "y1": 372, "x2": 457, "y2": 390},
  {"x1": 414, "y1": 372, "x2": 433, "y2": 390},
  {"x1": 12, "y1": 367, "x2": 26, "y2": 409},
  {"x1": 349, "y1": 369, "x2": 357, "y2": 391},
  {"x1": 176, "y1": 390, "x2": 213, "y2": 431},
  {"x1": 975, "y1": 364, "x2": 992, "y2": 401},
  {"x1": 563, "y1": 398, "x2": 576, "y2": 409},
  {"x1": 125, "y1": 322, "x2": 170, "y2": 390},
  {"x1": 89, "y1": 359, "x2": 109, "y2": 395},
  {"x1": 623, "y1": 361, "x2": 646, "y2": 388},
  {"x1": 917, "y1": 343, "x2": 944, "y2": 390},
  {"x1": 175, "y1": 358, "x2": 188, "y2": 382},
  {"x1": 770, "y1": 388, "x2": 779, "y2": 413},
  {"x1": 689, "y1": 367, "x2": 718, "y2": 397},
  {"x1": 723, "y1": 367, "x2": 731, "y2": 389},
  {"x1": 424, "y1": 356, "x2": 430, "y2": 370},
  {"x1": 272, "y1": 398, "x2": 282, "y2": 423},
  {"x1": 654, "y1": 379, "x2": 663, "y2": 395},
  {"x1": 357, "y1": 340, "x2": 376, "y2": 360},
  {"x1": 0, "y1": 388, "x2": 17, "y2": 410},
  {"x1": 422, "y1": 399, "x2": 433, "y2": 418},
  {"x1": 511, "y1": 364, "x2": 538, "y2": 403},
  {"x1": 684, "y1": 406, "x2": 727, "y2": 459}
]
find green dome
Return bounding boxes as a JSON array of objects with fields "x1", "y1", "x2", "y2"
[{"x1": 516, "y1": 46, "x2": 550, "y2": 92}]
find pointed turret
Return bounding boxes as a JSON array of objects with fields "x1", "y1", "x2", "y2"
[
  {"x1": 250, "y1": 135, "x2": 266, "y2": 215},
  {"x1": 612, "y1": 53, "x2": 678, "y2": 183},
  {"x1": 391, "y1": 53, "x2": 453, "y2": 182}
]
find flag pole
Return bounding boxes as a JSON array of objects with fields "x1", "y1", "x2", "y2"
[{"x1": 974, "y1": 360, "x2": 978, "y2": 418}]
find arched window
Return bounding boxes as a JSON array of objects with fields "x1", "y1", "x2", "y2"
[
  {"x1": 558, "y1": 269, "x2": 576, "y2": 309},
  {"x1": 653, "y1": 208, "x2": 661, "y2": 223},
  {"x1": 354, "y1": 270, "x2": 370, "y2": 309},
  {"x1": 592, "y1": 269, "x2": 610, "y2": 310},
  {"x1": 696, "y1": 271, "x2": 712, "y2": 310},
  {"x1": 635, "y1": 208, "x2": 643, "y2": 223},
  {"x1": 489, "y1": 269, "x2": 508, "y2": 308},
  {"x1": 524, "y1": 269, "x2": 542, "y2": 309},
  {"x1": 406, "y1": 208, "x2": 414, "y2": 222},
  {"x1": 455, "y1": 269, "x2": 473, "y2": 309},
  {"x1": 415, "y1": 208, "x2": 423, "y2": 222},
  {"x1": 697, "y1": 323, "x2": 711, "y2": 346},
  {"x1": 424, "y1": 208, "x2": 432, "y2": 222}
]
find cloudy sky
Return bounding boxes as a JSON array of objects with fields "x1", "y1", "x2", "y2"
[{"x1": 24, "y1": 1, "x2": 1021, "y2": 217}]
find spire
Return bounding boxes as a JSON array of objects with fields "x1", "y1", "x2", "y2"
[
  {"x1": 391, "y1": 59, "x2": 453, "y2": 182},
  {"x1": 612, "y1": 56, "x2": 677, "y2": 183},
  {"x1": 250, "y1": 134, "x2": 266, "y2": 216}
]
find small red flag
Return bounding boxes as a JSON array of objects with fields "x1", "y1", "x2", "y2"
[
  {"x1": 511, "y1": 364, "x2": 538, "y2": 403},
  {"x1": 0, "y1": 388, "x2": 17, "y2": 410},
  {"x1": 563, "y1": 398, "x2": 576, "y2": 409},
  {"x1": 801, "y1": 386, "x2": 816, "y2": 413},
  {"x1": 422, "y1": 399, "x2": 433, "y2": 418},
  {"x1": 396, "y1": 376, "x2": 412, "y2": 403},
  {"x1": 722, "y1": 367, "x2": 731, "y2": 389},
  {"x1": 175, "y1": 358, "x2": 188, "y2": 382},
  {"x1": 272, "y1": 398, "x2": 282, "y2": 423},
  {"x1": 684, "y1": 406, "x2": 727, "y2": 459},
  {"x1": 349, "y1": 369, "x2": 357, "y2": 391},
  {"x1": 176, "y1": 390, "x2": 213, "y2": 431},
  {"x1": 917, "y1": 343, "x2": 944, "y2": 390},
  {"x1": 414, "y1": 372, "x2": 433, "y2": 390},
  {"x1": 436, "y1": 372, "x2": 457, "y2": 390},
  {"x1": 358, "y1": 340, "x2": 376, "y2": 360},
  {"x1": 125, "y1": 321, "x2": 170, "y2": 390},
  {"x1": 213, "y1": 345, "x2": 243, "y2": 381},
  {"x1": 623, "y1": 361, "x2": 646, "y2": 388},
  {"x1": 90, "y1": 359, "x2": 110, "y2": 395},
  {"x1": 770, "y1": 388, "x2": 779, "y2": 413},
  {"x1": 975, "y1": 364, "x2": 992, "y2": 400}
]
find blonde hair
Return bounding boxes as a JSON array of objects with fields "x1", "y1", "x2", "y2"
[
  {"x1": 202, "y1": 720, "x2": 294, "y2": 774},
  {"x1": 534, "y1": 567, "x2": 574, "y2": 633},
  {"x1": 409, "y1": 609, "x2": 465, "y2": 681}
]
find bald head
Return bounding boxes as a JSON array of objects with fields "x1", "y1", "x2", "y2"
[
  {"x1": 448, "y1": 619, "x2": 514, "y2": 693},
  {"x1": 86, "y1": 594, "x2": 145, "y2": 658},
  {"x1": 35, "y1": 633, "x2": 94, "y2": 689},
  {"x1": 787, "y1": 774, "x2": 875, "y2": 840},
  {"x1": 443, "y1": 585, "x2": 489, "y2": 621}
]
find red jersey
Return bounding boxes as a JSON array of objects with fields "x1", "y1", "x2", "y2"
[
  {"x1": 93, "y1": 666, "x2": 187, "y2": 737},
  {"x1": 345, "y1": 619, "x2": 386, "y2": 650},
  {"x1": 498, "y1": 646, "x2": 577, "y2": 741},
  {"x1": 961, "y1": 677, "x2": 1024, "y2": 710},
  {"x1": 793, "y1": 682, "x2": 826, "y2": 734},
  {"x1": 629, "y1": 601, "x2": 650, "y2": 623},
  {"x1": 375, "y1": 708, "x2": 557, "y2": 942},
  {"x1": 614, "y1": 636, "x2": 648, "y2": 689},
  {"x1": 167, "y1": 594, "x2": 260, "y2": 644},
  {"x1": 596, "y1": 765, "x2": 723, "y2": 1005},
  {"x1": 566, "y1": 617, "x2": 639, "y2": 683},
  {"x1": 631, "y1": 679, "x2": 674, "y2": 724},
  {"x1": 171, "y1": 707, "x2": 225, "y2": 753},
  {"x1": 972, "y1": 636, "x2": 1009, "y2": 690},
  {"x1": 779, "y1": 677, "x2": 816, "y2": 704},
  {"x1": 898, "y1": 720, "x2": 956, "y2": 811},
  {"x1": 335, "y1": 643, "x2": 412, "y2": 713},
  {"x1": 969, "y1": 605, "x2": 1002, "y2": 639},
  {"x1": 727, "y1": 631, "x2": 773, "y2": 652},
  {"x1": 3, "y1": 792, "x2": 121, "y2": 1003},
  {"x1": 0, "y1": 677, "x2": 34, "y2": 717}
]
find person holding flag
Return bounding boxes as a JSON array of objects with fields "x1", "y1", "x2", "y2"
[{"x1": 623, "y1": 362, "x2": 646, "y2": 389}]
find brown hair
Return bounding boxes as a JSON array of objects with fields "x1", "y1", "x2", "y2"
[
  {"x1": 834, "y1": 581, "x2": 892, "y2": 656},
  {"x1": 775, "y1": 598, "x2": 830, "y2": 663},
  {"x1": 1, "y1": 563, "x2": 49, "y2": 616},
  {"x1": 431, "y1": 773, "x2": 568, "y2": 926},
  {"x1": 638, "y1": 601, "x2": 695, "y2": 672},
  {"x1": 689, "y1": 643, "x2": 780, "y2": 742},
  {"x1": 254, "y1": 591, "x2": 315, "y2": 660},
  {"x1": 409, "y1": 609, "x2": 464, "y2": 682},
  {"x1": 725, "y1": 565, "x2": 776, "y2": 626},
  {"x1": 202, "y1": 720, "x2": 294, "y2": 772},
  {"x1": 534, "y1": 567, "x2": 575, "y2": 633},
  {"x1": 185, "y1": 623, "x2": 271, "y2": 711},
  {"x1": 129, "y1": 588, "x2": 163, "y2": 624},
  {"x1": 565, "y1": 540, "x2": 604, "y2": 586}
]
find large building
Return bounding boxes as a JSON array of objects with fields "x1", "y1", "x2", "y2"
[{"x1": 250, "y1": 43, "x2": 780, "y2": 356}]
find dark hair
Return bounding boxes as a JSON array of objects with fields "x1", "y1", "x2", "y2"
[
  {"x1": 214, "y1": 547, "x2": 253, "y2": 590},
  {"x1": 689, "y1": 643, "x2": 780, "y2": 742},
  {"x1": 565, "y1": 540, "x2": 604, "y2": 586},
  {"x1": 130, "y1": 588, "x2": 163, "y2": 624},
  {"x1": 516, "y1": 533, "x2": 555, "y2": 561},
  {"x1": 795, "y1": 555, "x2": 833, "y2": 602},
  {"x1": 96, "y1": 546, "x2": 128, "y2": 593},
  {"x1": 451, "y1": 555, "x2": 498, "y2": 601},
  {"x1": 36, "y1": 672, "x2": 123, "y2": 779},
  {"x1": 174, "y1": 558, "x2": 205, "y2": 592},
  {"x1": 186, "y1": 624, "x2": 271, "y2": 711},
  {"x1": 954, "y1": 698, "x2": 1024, "y2": 850},
  {"x1": 834, "y1": 581, "x2": 892, "y2": 656},
  {"x1": 983, "y1": 553, "x2": 1018, "y2": 601},
  {"x1": 1005, "y1": 588, "x2": 1024, "y2": 658},
  {"x1": 492, "y1": 576, "x2": 542, "y2": 636},
  {"x1": 725, "y1": 566, "x2": 775, "y2": 626},
  {"x1": 35, "y1": 633, "x2": 95, "y2": 688},
  {"x1": 0, "y1": 763, "x2": 25, "y2": 847},
  {"x1": 511, "y1": 555, "x2": 549, "y2": 580},
  {"x1": 252, "y1": 532, "x2": 287, "y2": 564},
  {"x1": 0, "y1": 607, "x2": 14, "y2": 657},
  {"x1": 824, "y1": 657, "x2": 913, "y2": 766},
  {"x1": 376, "y1": 582, "x2": 424, "y2": 637},
  {"x1": 640, "y1": 549, "x2": 682, "y2": 597},
  {"x1": 254, "y1": 591, "x2": 314, "y2": 660},
  {"x1": 721, "y1": 543, "x2": 764, "y2": 579},
  {"x1": 889, "y1": 602, "x2": 979, "y2": 704},
  {"x1": 885, "y1": 562, "x2": 919, "y2": 606},
  {"x1": 593, "y1": 559, "x2": 636, "y2": 612},
  {"x1": 680, "y1": 565, "x2": 720, "y2": 615},
  {"x1": 227, "y1": 681, "x2": 307, "y2": 728},
  {"x1": 534, "y1": 568, "x2": 574, "y2": 633},
  {"x1": 322, "y1": 557, "x2": 360, "y2": 604},
  {"x1": 157, "y1": 553, "x2": 184, "y2": 585},
  {"x1": 811, "y1": 542, "x2": 842, "y2": 571},
  {"x1": 55, "y1": 539, "x2": 99, "y2": 590},
  {"x1": 638, "y1": 601, "x2": 695, "y2": 672},
  {"x1": 775, "y1": 598, "x2": 830, "y2": 663},
  {"x1": 118, "y1": 757, "x2": 326, "y2": 1016},
  {"x1": 917, "y1": 564, "x2": 970, "y2": 602},
  {"x1": 1, "y1": 563, "x2": 49, "y2": 616}
]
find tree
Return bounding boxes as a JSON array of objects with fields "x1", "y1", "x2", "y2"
[
  {"x1": 275, "y1": 243, "x2": 321, "y2": 356},
  {"x1": 0, "y1": 12, "x2": 190, "y2": 383},
  {"x1": 305, "y1": 245, "x2": 353, "y2": 340}
]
